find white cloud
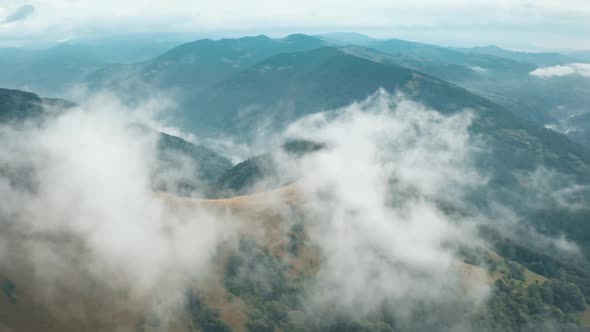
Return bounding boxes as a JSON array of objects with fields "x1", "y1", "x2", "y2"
[
  {"x1": 0, "y1": 93, "x2": 237, "y2": 318},
  {"x1": 1, "y1": 88, "x2": 587, "y2": 328},
  {"x1": 1, "y1": 0, "x2": 590, "y2": 48},
  {"x1": 530, "y1": 63, "x2": 590, "y2": 78},
  {"x1": 277, "y1": 90, "x2": 489, "y2": 324},
  {"x1": 470, "y1": 66, "x2": 488, "y2": 73}
]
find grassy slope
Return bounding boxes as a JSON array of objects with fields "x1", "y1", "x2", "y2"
[{"x1": 0, "y1": 184, "x2": 581, "y2": 331}]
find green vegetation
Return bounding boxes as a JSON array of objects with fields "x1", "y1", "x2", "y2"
[
  {"x1": 224, "y1": 238, "x2": 293, "y2": 301},
  {"x1": 2, "y1": 33, "x2": 590, "y2": 332},
  {"x1": 224, "y1": 238, "x2": 300, "y2": 331},
  {"x1": 215, "y1": 228, "x2": 590, "y2": 331},
  {"x1": 215, "y1": 154, "x2": 275, "y2": 195},
  {"x1": 186, "y1": 290, "x2": 231, "y2": 332},
  {"x1": 222, "y1": 237, "x2": 401, "y2": 332},
  {"x1": 154, "y1": 130, "x2": 233, "y2": 197},
  {"x1": 467, "y1": 227, "x2": 590, "y2": 330},
  {"x1": 288, "y1": 220, "x2": 305, "y2": 256},
  {"x1": 0, "y1": 88, "x2": 43, "y2": 121},
  {"x1": 216, "y1": 140, "x2": 325, "y2": 196},
  {"x1": 475, "y1": 278, "x2": 586, "y2": 330}
]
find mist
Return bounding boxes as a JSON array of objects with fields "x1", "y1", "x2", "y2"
[
  {"x1": 0, "y1": 88, "x2": 586, "y2": 330},
  {"x1": 261, "y1": 91, "x2": 488, "y2": 327},
  {"x1": 0, "y1": 93, "x2": 238, "y2": 327}
]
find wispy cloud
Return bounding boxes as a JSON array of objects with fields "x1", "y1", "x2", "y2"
[
  {"x1": 530, "y1": 63, "x2": 590, "y2": 78},
  {"x1": 2, "y1": 4, "x2": 35, "y2": 23}
]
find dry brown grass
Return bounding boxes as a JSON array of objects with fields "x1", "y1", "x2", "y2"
[{"x1": 3, "y1": 184, "x2": 551, "y2": 331}]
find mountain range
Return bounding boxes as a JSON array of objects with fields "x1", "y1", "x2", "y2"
[{"x1": 2, "y1": 32, "x2": 590, "y2": 331}]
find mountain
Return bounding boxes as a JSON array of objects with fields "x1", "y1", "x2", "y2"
[
  {"x1": 153, "y1": 130, "x2": 233, "y2": 196},
  {"x1": 461, "y1": 45, "x2": 581, "y2": 66},
  {"x1": 3, "y1": 185, "x2": 590, "y2": 331},
  {"x1": 0, "y1": 88, "x2": 46, "y2": 121},
  {"x1": 0, "y1": 44, "x2": 107, "y2": 96},
  {"x1": 322, "y1": 33, "x2": 579, "y2": 66},
  {"x1": 60, "y1": 35, "x2": 187, "y2": 64},
  {"x1": 322, "y1": 37, "x2": 590, "y2": 142},
  {"x1": 85, "y1": 34, "x2": 326, "y2": 98},
  {"x1": 178, "y1": 46, "x2": 590, "y2": 235},
  {"x1": 320, "y1": 34, "x2": 524, "y2": 68},
  {"x1": 184, "y1": 46, "x2": 492, "y2": 132},
  {"x1": 216, "y1": 140, "x2": 325, "y2": 196},
  {"x1": 3, "y1": 37, "x2": 590, "y2": 330},
  {"x1": 184, "y1": 46, "x2": 586, "y2": 158},
  {"x1": 83, "y1": 33, "x2": 590, "y2": 146},
  {"x1": 0, "y1": 37, "x2": 183, "y2": 96},
  {"x1": 14, "y1": 36, "x2": 590, "y2": 243},
  {"x1": 0, "y1": 88, "x2": 233, "y2": 197},
  {"x1": 0, "y1": 88, "x2": 74, "y2": 122}
]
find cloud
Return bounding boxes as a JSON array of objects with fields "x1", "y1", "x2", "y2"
[
  {"x1": 530, "y1": 63, "x2": 590, "y2": 78},
  {"x1": 1, "y1": 0, "x2": 590, "y2": 48},
  {"x1": 255, "y1": 90, "x2": 588, "y2": 326},
  {"x1": 2, "y1": 4, "x2": 35, "y2": 23},
  {"x1": 0, "y1": 93, "x2": 237, "y2": 322},
  {"x1": 273, "y1": 90, "x2": 489, "y2": 326},
  {"x1": 0, "y1": 89, "x2": 493, "y2": 328},
  {"x1": 0, "y1": 88, "x2": 586, "y2": 329},
  {"x1": 470, "y1": 66, "x2": 487, "y2": 73}
]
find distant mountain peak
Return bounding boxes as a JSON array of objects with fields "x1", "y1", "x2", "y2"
[
  {"x1": 283, "y1": 34, "x2": 318, "y2": 42},
  {"x1": 237, "y1": 34, "x2": 272, "y2": 41}
]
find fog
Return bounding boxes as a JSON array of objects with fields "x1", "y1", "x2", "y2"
[
  {"x1": 0, "y1": 89, "x2": 584, "y2": 329},
  {"x1": 0, "y1": 94, "x2": 237, "y2": 326},
  {"x1": 272, "y1": 91, "x2": 489, "y2": 326}
]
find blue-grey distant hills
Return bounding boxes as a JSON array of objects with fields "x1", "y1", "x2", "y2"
[
  {"x1": 4, "y1": 32, "x2": 589, "y2": 147},
  {"x1": 81, "y1": 33, "x2": 590, "y2": 147},
  {"x1": 319, "y1": 33, "x2": 590, "y2": 143},
  {"x1": 85, "y1": 34, "x2": 326, "y2": 99},
  {"x1": 86, "y1": 34, "x2": 590, "y2": 255},
  {"x1": 82, "y1": 35, "x2": 590, "y2": 188},
  {"x1": 4, "y1": 34, "x2": 590, "y2": 331},
  {"x1": 5, "y1": 33, "x2": 590, "y2": 243},
  {"x1": 0, "y1": 36, "x2": 183, "y2": 96}
]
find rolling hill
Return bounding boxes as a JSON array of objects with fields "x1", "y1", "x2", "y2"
[
  {"x1": 85, "y1": 34, "x2": 326, "y2": 99},
  {"x1": 82, "y1": 33, "x2": 590, "y2": 146},
  {"x1": 2, "y1": 34, "x2": 590, "y2": 331},
  {"x1": 0, "y1": 37, "x2": 184, "y2": 97},
  {"x1": 184, "y1": 46, "x2": 590, "y2": 182},
  {"x1": 319, "y1": 34, "x2": 590, "y2": 142},
  {"x1": 4, "y1": 181, "x2": 588, "y2": 331}
]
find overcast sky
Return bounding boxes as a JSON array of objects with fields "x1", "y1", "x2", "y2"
[{"x1": 1, "y1": 0, "x2": 589, "y2": 49}]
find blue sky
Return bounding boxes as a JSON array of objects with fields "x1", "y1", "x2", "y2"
[{"x1": 0, "y1": 0, "x2": 589, "y2": 50}]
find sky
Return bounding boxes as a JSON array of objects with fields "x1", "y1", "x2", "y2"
[{"x1": 0, "y1": 0, "x2": 589, "y2": 49}]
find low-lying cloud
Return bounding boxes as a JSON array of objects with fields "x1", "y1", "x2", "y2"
[
  {"x1": 279, "y1": 90, "x2": 489, "y2": 326},
  {"x1": 0, "y1": 94, "x2": 235, "y2": 323},
  {"x1": 0, "y1": 88, "x2": 586, "y2": 329},
  {"x1": 530, "y1": 63, "x2": 590, "y2": 78}
]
